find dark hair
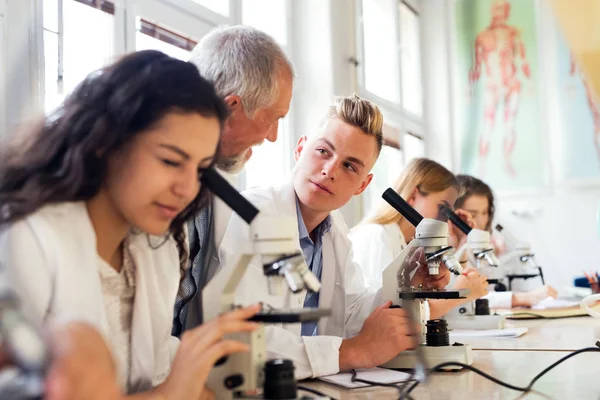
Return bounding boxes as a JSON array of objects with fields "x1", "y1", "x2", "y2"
[
  {"x1": 0, "y1": 50, "x2": 230, "y2": 276},
  {"x1": 454, "y1": 175, "x2": 495, "y2": 232}
]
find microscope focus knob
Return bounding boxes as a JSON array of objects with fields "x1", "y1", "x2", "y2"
[{"x1": 224, "y1": 374, "x2": 244, "y2": 390}]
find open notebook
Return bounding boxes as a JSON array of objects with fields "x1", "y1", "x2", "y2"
[
  {"x1": 496, "y1": 297, "x2": 600, "y2": 319},
  {"x1": 450, "y1": 327, "x2": 528, "y2": 338},
  {"x1": 318, "y1": 367, "x2": 412, "y2": 389}
]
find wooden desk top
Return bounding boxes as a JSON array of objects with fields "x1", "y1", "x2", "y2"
[
  {"x1": 452, "y1": 316, "x2": 600, "y2": 351},
  {"x1": 302, "y1": 349, "x2": 600, "y2": 399}
]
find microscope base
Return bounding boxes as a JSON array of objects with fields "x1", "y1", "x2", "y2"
[
  {"x1": 445, "y1": 314, "x2": 506, "y2": 330},
  {"x1": 382, "y1": 343, "x2": 473, "y2": 370}
]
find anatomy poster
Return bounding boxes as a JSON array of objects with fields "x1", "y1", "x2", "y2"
[
  {"x1": 555, "y1": 31, "x2": 600, "y2": 182},
  {"x1": 454, "y1": 0, "x2": 545, "y2": 191}
]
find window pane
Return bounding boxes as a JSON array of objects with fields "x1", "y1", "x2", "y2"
[
  {"x1": 136, "y1": 33, "x2": 192, "y2": 60},
  {"x1": 135, "y1": 19, "x2": 196, "y2": 61},
  {"x1": 192, "y1": 0, "x2": 229, "y2": 16},
  {"x1": 45, "y1": 1, "x2": 114, "y2": 113},
  {"x1": 242, "y1": 0, "x2": 287, "y2": 45},
  {"x1": 363, "y1": 145, "x2": 403, "y2": 217},
  {"x1": 43, "y1": 0, "x2": 59, "y2": 32},
  {"x1": 62, "y1": 1, "x2": 113, "y2": 90},
  {"x1": 244, "y1": 122, "x2": 288, "y2": 189},
  {"x1": 400, "y1": 2, "x2": 422, "y2": 116},
  {"x1": 362, "y1": 0, "x2": 400, "y2": 104},
  {"x1": 403, "y1": 134, "x2": 425, "y2": 163},
  {"x1": 44, "y1": 31, "x2": 62, "y2": 112}
]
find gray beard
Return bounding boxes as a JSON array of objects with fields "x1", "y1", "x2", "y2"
[{"x1": 216, "y1": 152, "x2": 246, "y2": 174}]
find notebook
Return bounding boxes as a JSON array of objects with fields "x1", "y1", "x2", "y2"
[
  {"x1": 449, "y1": 327, "x2": 528, "y2": 338},
  {"x1": 496, "y1": 299, "x2": 600, "y2": 319},
  {"x1": 532, "y1": 297, "x2": 580, "y2": 309},
  {"x1": 318, "y1": 367, "x2": 412, "y2": 389}
]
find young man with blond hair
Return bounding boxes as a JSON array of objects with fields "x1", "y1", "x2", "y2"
[{"x1": 218, "y1": 95, "x2": 451, "y2": 379}]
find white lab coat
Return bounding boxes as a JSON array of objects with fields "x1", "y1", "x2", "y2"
[
  {"x1": 218, "y1": 183, "x2": 382, "y2": 379},
  {"x1": 349, "y1": 223, "x2": 407, "y2": 291},
  {"x1": 483, "y1": 291, "x2": 513, "y2": 308},
  {"x1": 0, "y1": 202, "x2": 181, "y2": 393}
]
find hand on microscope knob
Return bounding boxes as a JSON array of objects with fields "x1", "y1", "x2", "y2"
[
  {"x1": 448, "y1": 208, "x2": 476, "y2": 249},
  {"x1": 512, "y1": 285, "x2": 558, "y2": 307},
  {"x1": 338, "y1": 301, "x2": 418, "y2": 371},
  {"x1": 452, "y1": 267, "x2": 489, "y2": 301},
  {"x1": 408, "y1": 248, "x2": 451, "y2": 289},
  {"x1": 156, "y1": 304, "x2": 260, "y2": 400}
]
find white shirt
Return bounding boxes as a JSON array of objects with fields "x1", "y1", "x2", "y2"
[
  {"x1": 349, "y1": 223, "x2": 407, "y2": 291},
  {"x1": 483, "y1": 291, "x2": 513, "y2": 308},
  {"x1": 0, "y1": 202, "x2": 181, "y2": 393}
]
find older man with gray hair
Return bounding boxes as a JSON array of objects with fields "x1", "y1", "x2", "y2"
[{"x1": 173, "y1": 25, "x2": 294, "y2": 335}]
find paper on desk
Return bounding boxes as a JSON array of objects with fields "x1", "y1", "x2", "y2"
[
  {"x1": 318, "y1": 367, "x2": 412, "y2": 389},
  {"x1": 450, "y1": 327, "x2": 528, "y2": 338},
  {"x1": 532, "y1": 297, "x2": 580, "y2": 310}
]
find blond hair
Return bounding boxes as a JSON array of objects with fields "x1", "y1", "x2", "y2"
[
  {"x1": 364, "y1": 158, "x2": 460, "y2": 226},
  {"x1": 326, "y1": 94, "x2": 384, "y2": 155}
]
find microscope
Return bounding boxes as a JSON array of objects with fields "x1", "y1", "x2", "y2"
[
  {"x1": 379, "y1": 189, "x2": 473, "y2": 370},
  {"x1": 440, "y1": 206, "x2": 506, "y2": 330},
  {"x1": 200, "y1": 169, "x2": 330, "y2": 400},
  {"x1": 0, "y1": 290, "x2": 49, "y2": 399},
  {"x1": 496, "y1": 224, "x2": 545, "y2": 291}
]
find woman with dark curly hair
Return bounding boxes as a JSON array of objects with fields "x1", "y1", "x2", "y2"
[{"x1": 0, "y1": 50, "x2": 259, "y2": 398}]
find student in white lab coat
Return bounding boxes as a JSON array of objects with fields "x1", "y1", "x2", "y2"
[
  {"x1": 454, "y1": 175, "x2": 557, "y2": 308},
  {"x1": 350, "y1": 158, "x2": 489, "y2": 319},
  {"x1": 218, "y1": 95, "x2": 452, "y2": 379},
  {"x1": 0, "y1": 50, "x2": 260, "y2": 398}
]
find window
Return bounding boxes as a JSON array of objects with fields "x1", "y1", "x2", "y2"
[
  {"x1": 240, "y1": 0, "x2": 291, "y2": 190},
  {"x1": 243, "y1": 118, "x2": 291, "y2": 190},
  {"x1": 43, "y1": 0, "x2": 114, "y2": 113},
  {"x1": 399, "y1": 2, "x2": 422, "y2": 116},
  {"x1": 135, "y1": 18, "x2": 198, "y2": 61},
  {"x1": 357, "y1": 0, "x2": 424, "y2": 219},
  {"x1": 403, "y1": 132, "x2": 425, "y2": 163},
  {"x1": 357, "y1": 0, "x2": 423, "y2": 117},
  {"x1": 191, "y1": 0, "x2": 229, "y2": 17},
  {"x1": 241, "y1": 0, "x2": 288, "y2": 45},
  {"x1": 363, "y1": 144, "x2": 403, "y2": 218},
  {"x1": 361, "y1": 0, "x2": 400, "y2": 104}
]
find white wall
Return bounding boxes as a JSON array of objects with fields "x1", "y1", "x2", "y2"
[
  {"x1": 0, "y1": 0, "x2": 6, "y2": 140},
  {"x1": 422, "y1": 0, "x2": 600, "y2": 288}
]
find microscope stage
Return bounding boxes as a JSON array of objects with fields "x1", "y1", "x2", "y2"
[
  {"x1": 398, "y1": 289, "x2": 469, "y2": 300},
  {"x1": 249, "y1": 308, "x2": 332, "y2": 323}
]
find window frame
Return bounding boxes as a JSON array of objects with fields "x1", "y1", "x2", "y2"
[
  {"x1": 126, "y1": 0, "x2": 228, "y2": 52},
  {"x1": 41, "y1": 0, "x2": 230, "y2": 111},
  {"x1": 355, "y1": 0, "x2": 424, "y2": 141},
  {"x1": 42, "y1": 0, "x2": 117, "y2": 113}
]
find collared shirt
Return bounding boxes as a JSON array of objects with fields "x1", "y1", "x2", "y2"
[{"x1": 295, "y1": 195, "x2": 332, "y2": 336}]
